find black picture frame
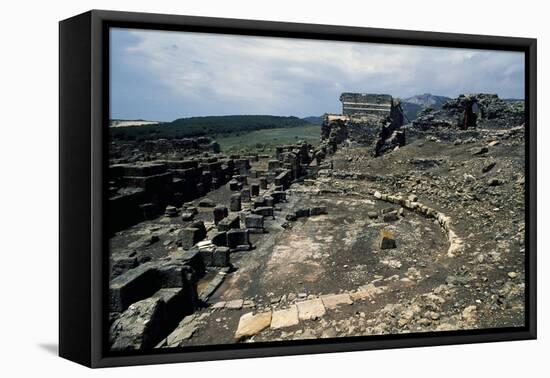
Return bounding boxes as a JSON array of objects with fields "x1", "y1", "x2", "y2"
[{"x1": 59, "y1": 9, "x2": 537, "y2": 368}]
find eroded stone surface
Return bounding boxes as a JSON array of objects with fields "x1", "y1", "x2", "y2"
[
  {"x1": 271, "y1": 305, "x2": 299, "y2": 329},
  {"x1": 296, "y1": 299, "x2": 326, "y2": 320},
  {"x1": 321, "y1": 293, "x2": 353, "y2": 309},
  {"x1": 234, "y1": 311, "x2": 272, "y2": 340}
]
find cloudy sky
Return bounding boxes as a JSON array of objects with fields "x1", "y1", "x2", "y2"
[{"x1": 110, "y1": 28, "x2": 525, "y2": 121}]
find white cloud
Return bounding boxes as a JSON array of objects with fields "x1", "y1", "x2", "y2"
[{"x1": 111, "y1": 28, "x2": 524, "y2": 120}]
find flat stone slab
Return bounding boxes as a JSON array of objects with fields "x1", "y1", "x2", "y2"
[
  {"x1": 296, "y1": 298, "x2": 326, "y2": 320},
  {"x1": 321, "y1": 293, "x2": 353, "y2": 309},
  {"x1": 166, "y1": 323, "x2": 197, "y2": 346},
  {"x1": 271, "y1": 305, "x2": 299, "y2": 329},
  {"x1": 225, "y1": 299, "x2": 244, "y2": 310},
  {"x1": 350, "y1": 284, "x2": 386, "y2": 301},
  {"x1": 165, "y1": 317, "x2": 199, "y2": 347},
  {"x1": 234, "y1": 311, "x2": 272, "y2": 340}
]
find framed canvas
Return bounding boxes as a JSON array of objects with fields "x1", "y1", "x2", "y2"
[{"x1": 59, "y1": 10, "x2": 537, "y2": 368}]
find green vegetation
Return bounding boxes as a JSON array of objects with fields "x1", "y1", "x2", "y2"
[
  {"x1": 301, "y1": 116, "x2": 323, "y2": 125},
  {"x1": 110, "y1": 115, "x2": 314, "y2": 142},
  {"x1": 216, "y1": 125, "x2": 320, "y2": 154}
]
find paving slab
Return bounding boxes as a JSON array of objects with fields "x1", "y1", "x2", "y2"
[
  {"x1": 166, "y1": 322, "x2": 198, "y2": 346},
  {"x1": 296, "y1": 298, "x2": 326, "y2": 320},
  {"x1": 350, "y1": 284, "x2": 386, "y2": 301},
  {"x1": 271, "y1": 305, "x2": 299, "y2": 329},
  {"x1": 225, "y1": 299, "x2": 244, "y2": 310},
  {"x1": 211, "y1": 301, "x2": 226, "y2": 309},
  {"x1": 234, "y1": 311, "x2": 272, "y2": 340},
  {"x1": 321, "y1": 293, "x2": 353, "y2": 309}
]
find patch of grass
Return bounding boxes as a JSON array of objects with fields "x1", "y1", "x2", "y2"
[{"x1": 216, "y1": 125, "x2": 321, "y2": 154}]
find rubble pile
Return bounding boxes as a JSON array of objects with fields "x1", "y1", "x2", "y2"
[{"x1": 413, "y1": 93, "x2": 525, "y2": 131}]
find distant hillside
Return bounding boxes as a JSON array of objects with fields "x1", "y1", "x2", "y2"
[
  {"x1": 301, "y1": 116, "x2": 323, "y2": 125},
  {"x1": 401, "y1": 94, "x2": 451, "y2": 122},
  {"x1": 110, "y1": 119, "x2": 160, "y2": 127},
  {"x1": 403, "y1": 93, "x2": 451, "y2": 108},
  {"x1": 110, "y1": 115, "x2": 314, "y2": 142}
]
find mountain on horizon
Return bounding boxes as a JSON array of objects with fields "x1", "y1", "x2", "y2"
[{"x1": 401, "y1": 93, "x2": 452, "y2": 122}]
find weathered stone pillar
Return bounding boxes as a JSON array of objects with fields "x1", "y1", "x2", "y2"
[
  {"x1": 250, "y1": 183, "x2": 260, "y2": 197},
  {"x1": 230, "y1": 194, "x2": 241, "y2": 212},
  {"x1": 213, "y1": 205, "x2": 228, "y2": 225}
]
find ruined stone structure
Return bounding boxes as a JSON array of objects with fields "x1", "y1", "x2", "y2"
[
  {"x1": 413, "y1": 93, "x2": 525, "y2": 130},
  {"x1": 319, "y1": 93, "x2": 405, "y2": 157},
  {"x1": 108, "y1": 157, "x2": 236, "y2": 234},
  {"x1": 340, "y1": 92, "x2": 404, "y2": 126},
  {"x1": 107, "y1": 90, "x2": 526, "y2": 350},
  {"x1": 340, "y1": 93, "x2": 393, "y2": 117},
  {"x1": 107, "y1": 137, "x2": 321, "y2": 350}
]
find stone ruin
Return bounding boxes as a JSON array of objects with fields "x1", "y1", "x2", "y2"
[
  {"x1": 108, "y1": 138, "x2": 319, "y2": 350},
  {"x1": 107, "y1": 90, "x2": 526, "y2": 349},
  {"x1": 317, "y1": 92, "x2": 405, "y2": 158},
  {"x1": 412, "y1": 93, "x2": 525, "y2": 131},
  {"x1": 110, "y1": 136, "x2": 220, "y2": 164},
  {"x1": 108, "y1": 157, "x2": 234, "y2": 233}
]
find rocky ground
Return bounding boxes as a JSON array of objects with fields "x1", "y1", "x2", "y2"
[{"x1": 110, "y1": 122, "x2": 525, "y2": 348}]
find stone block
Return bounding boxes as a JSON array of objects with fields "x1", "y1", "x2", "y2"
[
  {"x1": 164, "y1": 205, "x2": 178, "y2": 217},
  {"x1": 310, "y1": 205, "x2": 327, "y2": 216},
  {"x1": 181, "y1": 227, "x2": 203, "y2": 249},
  {"x1": 227, "y1": 229, "x2": 250, "y2": 249},
  {"x1": 110, "y1": 256, "x2": 139, "y2": 278},
  {"x1": 383, "y1": 211, "x2": 399, "y2": 222},
  {"x1": 271, "y1": 191, "x2": 286, "y2": 203},
  {"x1": 228, "y1": 179, "x2": 240, "y2": 191},
  {"x1": 211, "y1": 232, "x2": 227, "y2": 247},
  {"x1": 181, "y1": 211, "x2": 195, "y2": 221},
  {"x1": 270, "y1": 305, "x2": 299, "y2": 329},
  {"x1": 380, "y1": 229, "x2": 396, "y2": 249},
  {"x1": 259, "y1": 177, "x2": 268, "y2": 190},
  {"x1": 321, "y1": 293, "x2": 353, "y2": 309},
  {"x1": 230, "y1": 194, "x2": 241, "y2": 211},
  {"x1": 213, "y1": 205, "x2": 228, "y2": 225},
  {"x1": 250, "y1": 183, "x2": 260, "y2": 197},
  {"x1": 110, "y1": 296, "x2": 165, "y2": 350},
  {"x1": 213, "y1": 247, "x2": 231, "y2": 267},
  {"x1": 110, "y1": 264, "x2": 159, "y2": 313},
  {"x1": 295, "y1": 208, "x2": 310, "y2": 218},
  {"x1": 198, "y1": 198, "x2": 215, "y2": 207},
  {"x1": 268, "y1": 160, "x2": 280, "y2": 170},
  {"x1": 240, "y1": 188, "x2": 251, "y2": 202},
  {"x1": 274, "y1": 170, "x2": 291, "y2": 189},
  {"x1": 245, "y1": 214, "x2": 264, "y2": 229},
  {"x1": 367, "y1": 211, "x2": 378, "y2": 219},
  {"x1": 234, "y1": 311, "x2": 272, "y2": 340},
  {"x1": 296, "y1": 298, "x2": 326, "y2": 320},
  {"x1": 217, "y1": 214, "x2": 240, "y2": 232},
  {"x1": 263, "y1": 196, "x2": 274, "y2": 207},
  {"x1": 172, "y1": 249, "x2": 205, "y2": 277},
  {"x1": 252, "y1": 206, "x2": 274, "y2": 218},
  {"x1": 189, "y1": 220, "x2": 207, "y2": 240},
  {"x1": 252, "y1": 197, "x2": 266, "y2": 209}
]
